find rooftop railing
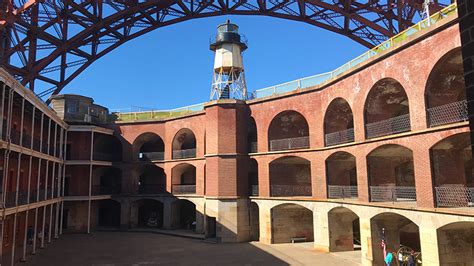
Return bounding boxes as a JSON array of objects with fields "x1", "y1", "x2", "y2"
[
  {"x1": 109, "y1": 4, "x2": 457, "y2": 123},
  {"x1": 365, "y1": 114, "x2": 411, "y2": 139},
  {"x1": 269, "y1": 136, "x2": 309, "y2": 151},
  {"x1": 111, "y1": 103, "x2": 205, "y2": 123},
  {"x1": 325, "y1": 128, "x2": 354, "y2": 147},
  {"x1": 435, "y1": 185, "x2": 474, "y2": 207},
  {"x1": 328, "y1": 185, "x2": 358, "y2": 199},
  {"x1": 370, "y1": 186, "x2": 417, "y2": 202},
  {"x1": 427, "y1": 100, "x2": 468, "y2": 127}
]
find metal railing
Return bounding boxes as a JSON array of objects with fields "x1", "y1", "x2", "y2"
[
  {"x1": 269, "y1": 136, "x2": 309, "y2": 151},
  {"x1": 138, "y1": 184, "x2": 166, "y2": 194},
  {"x1": 139, "y1": 152, "x2": 164, "y2": 161},
  {"x1": 328, "y1": 185, "x2": 358, "y2": 199},
  {"x1": 251, "y1": 4, "x2": 458, "y2": 99},
  {"x1": 435, "y1": 185, "x2": 474, "y2": 207},
  {"x1": 172, "y1": 185, "x2": 196, "y2": 194},
  {"x1": 172, "y1": 148, "x2": 196, "y2": 159},
  {"x1": 270, "y1": 185, "x2": 312, "y2": 197},
  {"x1": 92, "y1": 186, "x2": 121, "y2": 195},
  {"x1": 249, "y1": 142, "x2": 257, "y2": 153},
  {"x1": 111, "y1": 102, "x2": 205, "y2": 122},
  {"x1": 325, "y1": 128, "x2": 355, "y2": 146},
  {"x1": 370, "y1": 186, "x2": 417, "y2": 202},
  {"x1": 250, "y1": 185, "x2": 259, "y2": 196},
  {"x1": 365, "y1": 114, "x2": 411, "y2": 139},
  {"x1": 427, "y1": 100, "x2": 468, "y2": 127}
]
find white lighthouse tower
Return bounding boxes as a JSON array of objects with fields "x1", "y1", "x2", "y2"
[{"x1": 210, "y1": 20, "x2": 248, "y2": 100}]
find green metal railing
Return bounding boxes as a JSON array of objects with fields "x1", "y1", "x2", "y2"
[
  {"x1": 111, "y1": 3, "x2": 458, "y2": 123},
  {"x1": 111, "y1": 102, "x2": 205, "y2": 122}
]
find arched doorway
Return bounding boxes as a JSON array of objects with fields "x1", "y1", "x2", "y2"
[
  {"x1": 172, "y1": 128, "x2": 197, "y2": 159},
  {"x1": 324, "y1": 98, "x2": 354, "y2": 146},
  {"x1": 437, "y1": 222, "x2": 474, "y2": 264},
  {"x1": 326, "y1": 151, "x2": 357, "y2": 199},
  {"x1": 364, "y1": 78, "x2": 410, "y2": 138},
  {"x1": 271, "y1": 204, "x2": 313, "y2": 244},
  {"x1": 269, "y1": 156, "x2": 311, "y2": 197},
  {"x1": 132, "y1": 199, "x2": 164, "y2": 228},
  {"x1": 426, "y1": 48, "x2": 468, "y2": 127},
  {"x1": 98, "y1": 200, "x2": 121, "y2": 228},
  {"x1": 133, "y1": 132, "x2": 165, "y2": 161},
  {"x1": 171, "y1": 200, "x2": 200, "y2": 232},
  {"x1": 171, "y1": 164, "x2": 196, "y2": 194},
  {"x1": 367, "y1": 145, "x2": 416, "y2": 202},
  {"x1": 431, "y1": 133, "x2": 473, "y2": 207},
  {"x1": 370, "y1": 213, "x2": 420, "y2": 265},
  {"x1": 328, "y1": 207, "x2": 360, "y2": 252},
  {"x1": 268, "y1": 110, "x2": 309, "y2": 151},
  {"x1": 249, "y1": 202, "x2": 260, "y2": 241}
]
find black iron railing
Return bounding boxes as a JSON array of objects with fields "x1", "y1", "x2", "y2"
[
  {"x1": 269, "y1": 136, "x2": 310, "y2": 151},
  {"x1": 365, "y1": 114, "x2": 411, "y2": 139}
]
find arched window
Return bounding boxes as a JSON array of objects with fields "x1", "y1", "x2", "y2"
[
  {"x1": 364, "y1": 78, "x2": 410, "y2": 138},
  {"x1": 268, "y1": 110, "x2": 309, "y2": 151}
]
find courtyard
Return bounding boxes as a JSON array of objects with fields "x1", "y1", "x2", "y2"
[{"x1": 25, "y1": 232, "x2": 361, "y2": 265}]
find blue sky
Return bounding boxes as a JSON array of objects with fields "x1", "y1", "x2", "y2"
[{"x1": 62, "y1": 15, "x2": 367, "y2": 111}]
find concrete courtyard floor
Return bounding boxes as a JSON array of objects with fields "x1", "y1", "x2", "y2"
[{"x1": 25, "y1": 232, "x2": 361, "y2": 266}]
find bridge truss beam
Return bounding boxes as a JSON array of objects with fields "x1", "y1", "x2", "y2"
[{"x1": 0, "y1": 0, "x2": 448, "y2": 100}]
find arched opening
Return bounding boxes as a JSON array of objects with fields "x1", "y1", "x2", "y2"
[
  {"x1": 133, "y1": 132, "x2": 165, "y2": 161},
  {"x1": 93, "y1": 134, "x2": 122, "y2": 161},
  {"x1": 324, "y1": 98, "x2": 354, "y2": 146},
  {"x1": 248, "y1": 116, "x2": 258, "y2": 153},
  {"x1": 426, "y1": 48, "x2": 468, "y2": 127},
  {"x1": 171, "y1": 199, "x2": 201, "y2": 233},
  {"x1": 271, "y1": 204, "x2": 313, "y2": 244},
  {"x1": 98, "y1": 200, "x2": 121, "y2": 228},
  {"x1": 364, "y1": 78, "x2": 410, "y2": 138},
  {"x1": 171, "y1": 164, "x2": 196, "y2": 194},
  {"x1": 172, "y1": 128, "x2": 197, "y2": 159},
  {"x1": 269, "y1": 156, "x2": 312, "y2": 197},
  {"x1": 370, "y1": 213, "x2": 420, "y2": 265},
  {"x1": 249, "y1": 202, "x2": 260, "y2": 241},
  {"x1": 328, "y1": 207, "x2": 360, "y2": 252},
  {"x1": 326, "y1": 152, "x2": 357, "y2": 199},
  {"x1": 437, "y1": 222, "x2": 474, "y2": 264},
  {"x1": 268, "y1": 110, "x2": 309, "y2": 151},
  {"x1": 92, "y1": 167, "x2": 122, "y2": 195},
  {"x1": 367, "y1": 145, "x2": 416, "y2": 202},
  {"x1": 431, "y1": 133, "x2": 473, "y2": 207},
  {"x1": 132, "y1": 199, "x2": 164, "y2": 228},
  {"x1": 138, "y1": 165, "x2": 166, "y2": 194},
  {"x1": 249, "y1": 159, "x2": 259, "y2": 196}
]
